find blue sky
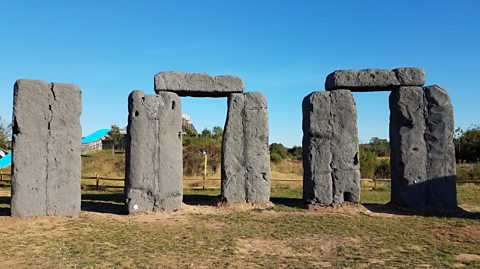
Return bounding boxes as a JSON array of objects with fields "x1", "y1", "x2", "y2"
[{"x1": 0, "y1": 0, "x2": 479, "y2": 147}]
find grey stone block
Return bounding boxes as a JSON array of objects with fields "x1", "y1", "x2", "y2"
[
  {"x1": 302, "y1": 90, "x2": 360, "y2": 205},
  {"x1": 389, "y1": 85, "x2": 457, "y2": 210},
  {"x1": 125, "y1": 90, "x2": 183, "y2": 213},
  {"x1": 389, "y1": 86, "x2": 428, "y2": 208},
  {"x1": 221, "y1": 92, "x2": 270, "y2": 203},
  {"x1": 325, "y1": 68, "x2": 425, "y2": 91},
  {"x1": 11, "y1": 79, "x2": 82, "y2": 218},
  {"x1": 154, "y1": 71, "x2": 244, "y2": 97},
  {"x1": 424, "y1": 85, "x2": 457, "y2": 209}
]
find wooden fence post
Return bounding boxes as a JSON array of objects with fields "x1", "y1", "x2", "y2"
[
  {"x1": 96, "y1": 174, "x2": 100, "y2": 190},
  {"x1": 0, "y1": 172, "x2": 3, "y2": 181},
  {"x1": 373, "y1": 178, "x2": 377, "y2": 190}
]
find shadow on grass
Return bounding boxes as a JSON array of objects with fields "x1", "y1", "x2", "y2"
[
  {"x1": 183, "y1": 194, "x2": 219, "y2": 206},
  {"x1": 363, "y1": 203, "x2": 480, "y2": 220},
  {"x1": 0, "y1": 196, "x2": 10, "y2": 216},
  {"x1": 81, "y1": 192, "x2": 126, "y2": 215},
  {"x1": 270, "y1": 197, "x2": 305, "y2": 208}
]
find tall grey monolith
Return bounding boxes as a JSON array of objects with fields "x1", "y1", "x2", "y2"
[
  {"x1": 389, "y1": 86, "x2": 457, "y2": 209},
  {"x1": 221, "y1": 92, "x2": 270, "y2": 203},
  {"x1": 11, "y1": 79, "x2": 82, "y2": 218},
  {"x1": 424, "y1": 85, "x2": 457, "y2": 209},
  {"x1": 389, "y1": 86, "x2": 428, "y2": 208},
  {"x1": 302, "y1": 90, "x2": 360, "y2": 205},
  {"x1": 125, "y1": 90, "x2": 183, "y2": 213}
]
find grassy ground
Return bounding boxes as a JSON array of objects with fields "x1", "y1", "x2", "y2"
[
  {"x1": 0, "y1": 181, "x2": 479, "y2": 268},
  {"x1": 0, "y1": 151, "x2": 479, "y2": 268}
]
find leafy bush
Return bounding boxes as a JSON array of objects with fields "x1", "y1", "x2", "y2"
[
  {"x1": 374, "y1": 158, "x2": 390, "y2": 179},
  {"x1": 270, "y1": 152, "x2": 282, "y2": 163},
  {"x1": 359, "y1": 145, "x2": 378, "y2": 179}
]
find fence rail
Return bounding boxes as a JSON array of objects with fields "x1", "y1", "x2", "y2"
[{"x1": 1, "y1": 172, "x2": 479, "y2": 190}]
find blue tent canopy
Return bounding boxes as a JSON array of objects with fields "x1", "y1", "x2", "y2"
[
  {"x1": 0, "y1": 153, "x2": 11, "y2": 169},
  {"x1": 82, "y1": 129, "x2": 110, "y2": 144}
]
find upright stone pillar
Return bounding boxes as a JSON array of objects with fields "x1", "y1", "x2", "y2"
[
  {"x1": 424, "y1": 85, "x2": 457, "y2": 209},
  {"x1": 302, "y1": 90, "x2": 360, "y2": 205},
  {"x1": 221, "y1": 92, "x2": 270, "y2": 203},
  {"x1": 11, "y1": 79, "x2": 82, "y2": 218},
  {"x1": 125, "y1": 90, "x2": 183, "y2": 213},
  {"x1": 389, "y1": 87, "x2": 428, "y2": 208},
  {"x1": 389, "y1": 86, "x2": 457, "y2": 210}
]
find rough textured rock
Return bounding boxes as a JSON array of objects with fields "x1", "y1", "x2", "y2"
[
  {"x1": 11, "y1": 79, "x2": 82, "y2": 218},
  {"x1": 125, "y1": 90, "x2": 183, "y2": 213},
  {"x1": 389, "y1": 85, "x2": 457, "y2": 210},
  {"x1": 154, "y1": 71, "x2": 244, "y2": 97},
  {"x1": 302, "y1": 90, "x2": 360, "y2": 205},
  {"x1": 424, "y1": 85, "x2": 457, "y2": 209},
  {"x1": 221, "y1": 92, "x2": 270, "y2": 203},
  {"x1": 325, "y1": 68, "x2": 425, "y2": 91},
  {"x1": 389, "y1": 86, "x2": 428, "y2": 208}
]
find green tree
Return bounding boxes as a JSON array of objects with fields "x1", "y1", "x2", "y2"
[
  {"x1": 368, "y1": 137, "x2": 390, "y2": 157},
  {"x1": 269, "y1": 143, "x2": 288, "y2": 160},
  {"x1": 288, "y1": 146, "x2": 303, "y2": 160},
  {"x1": 212, "y1": 126, "x2": 223, "y2": 140},
  {"x1": 200, "y1": 128, "x2": 212, "y2": 139},
  {"x1": 454, "y1": 126, "x2": 480, "y2": 163},
  {"x1": 359, "y1": 145, "x2": 378, "y2": 179},
  {"x1": 107, "y1": 124, "x2": 123, "y2": 155}
]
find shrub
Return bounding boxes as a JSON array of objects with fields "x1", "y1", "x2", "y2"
[
  {"x1": 270, "y1": 152, "x2": 282, "y2": 163},
  {"x1": 359, "y1": 146, "x2": 378, "y2": 179}
]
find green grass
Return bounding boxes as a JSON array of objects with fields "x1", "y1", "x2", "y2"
[{"x1": 1, "y1": 181, "x2": 480, "y2": 268}]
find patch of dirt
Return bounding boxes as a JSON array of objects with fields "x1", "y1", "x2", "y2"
[
  {"x1": 455, "y1": 253, "x2": 480, "y2": 262},
  {"x1": 432, "y1": 226, "x2": 480, "y2": 241},
  {"x1": 459, "y1": 204, "x2": 480, "y2": 213},
  {"x1": 232, "y1": 234, "x2": 359, "y2": 268}
]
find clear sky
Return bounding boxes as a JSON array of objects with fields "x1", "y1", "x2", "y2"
[{"x1": 0, "y1": 0, "x2": 479, "y2": 147}]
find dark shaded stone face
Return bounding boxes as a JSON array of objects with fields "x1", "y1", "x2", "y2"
[
  {"x1": 302, "y1": 90, "x2": 360, "y2": 205},
  {"x1": 389, "y1": 85, "x2": 457, "y2": 210},
  {"x1": 125, "y1": 91, "x2": 183, "y2": 213},
  {"x1": 154, "y1": 71, "x2": 244, "y2": 97},
  {"x1": 11, "y1": 79, "x2": 82, "y2": 218}
]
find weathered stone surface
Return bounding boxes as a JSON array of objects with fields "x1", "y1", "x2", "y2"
[
  {"x1": 325, "y1": 68, "x2": 425, "y2": 91},
  {"x1": 389, "y1": 86, "x2": 428, "y2": 208},
  {"x1": 11, "y1": 79, "x2": 82, "y2": 218},
  {"x1": 424, "y1": 85, "x2": 457, "y2": 209},
  {"x1": 125, "y1": 90, "x2": 183, "y2": 213},
  {"x1": 302, "y1": 90, "x2": 360, "y2": 205},
  {"x1": 389, "y1": 85, "x2": 457, "y2": 210},
  {"x1": 221, "y1": 92, "x2": 270, "y2": 203},
  {"x1": 154, "y1": 71, "x2": 244, "y2": 97}
]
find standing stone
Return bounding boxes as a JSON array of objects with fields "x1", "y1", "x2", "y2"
[
  {"x1": 11, "y1": 79, "x2": 82, "y2": 218},
  {"x1": 221, "y1": 92, "x2": 270, "y2": 203},
  {"x1": 389, "y1": 87, "x2": 428, "y2": 208},
  {"x1": 302, "y1": 90, "x2": 360, "y2": 205},
  {"x1": 154, "y1": 71, "x2": 244, "y2": 97},
  {"x1": 424, "y1": 85, "x2": 457, "y2": 209},
  {"x1": 325, "y1": 68, "x2": 425, "y2": 91},
  {"x1": 125, "y1": 90, "x2": 183, "y2": 213}
]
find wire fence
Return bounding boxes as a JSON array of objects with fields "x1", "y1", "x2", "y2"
[{"x1": 1, "y1": 172, "x2": 478, "y2": 191}]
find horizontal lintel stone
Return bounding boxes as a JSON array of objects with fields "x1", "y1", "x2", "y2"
[
  {"x1": 325, "y1": 68, "x2": 425, "y2": 91},
  {"x1": 154, "y1": 71, "x2": 244, "y2": 97}
]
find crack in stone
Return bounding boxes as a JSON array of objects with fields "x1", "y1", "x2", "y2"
[
  {"x1": 327, "y1": 91, "x2": 335, "y2": 204},
  {"x1": 45, "y1": 83, "x2": 55, "y2": 215}
]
